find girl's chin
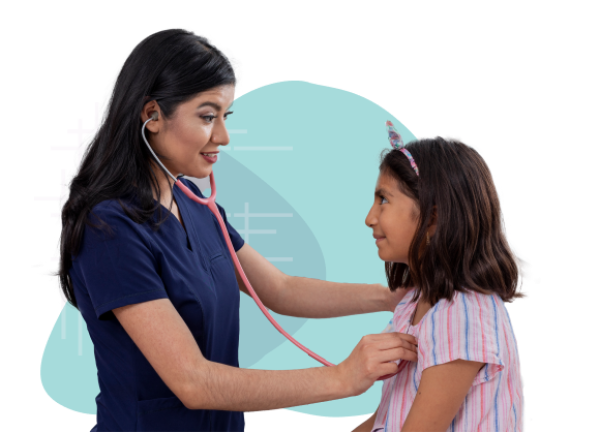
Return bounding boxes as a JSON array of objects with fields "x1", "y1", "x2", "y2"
[{"x1": 378, "y1": 251, "x2": 406, "y2": 264}]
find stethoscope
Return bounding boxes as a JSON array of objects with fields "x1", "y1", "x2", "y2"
[{"x1": 142, "y1": 112, "x2": 396, "y2": 380}]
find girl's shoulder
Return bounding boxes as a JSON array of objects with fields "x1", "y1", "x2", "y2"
[
  {"x1": 428, "y1": 288, "x2": 505, "y2": 322},
  {"x1": 419, "y1": 288, "x2": 511, "y2": 345},
  {"x1": 387, "y1": 288, "x2": 512, "y2": 342},
  {"x1": 390, "y1": 287, "x2": 505, "y2": 322}
]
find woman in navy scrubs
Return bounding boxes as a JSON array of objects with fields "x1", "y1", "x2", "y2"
[{"x1": 56, "y1": 29, "x2": 416, "y2": 432}]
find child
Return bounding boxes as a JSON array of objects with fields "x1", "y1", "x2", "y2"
[{"x1": 354, "y1": 122, "x2": 523, "y2": 432}]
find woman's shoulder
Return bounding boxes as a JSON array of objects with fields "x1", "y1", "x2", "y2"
[
  {"x1": 87, "y1": 196, "x2": 139, "y2": 227},
  {"x1": 89, "y1": 197, "x2": 127, "y2": 216},
  {"x1": 81, "y1": 194, "x2": 157, "y2": 248}
]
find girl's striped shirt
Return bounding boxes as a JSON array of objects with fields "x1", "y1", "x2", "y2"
[{"x1": 371, "y1": 288, "x2": 523, "y2": 432}]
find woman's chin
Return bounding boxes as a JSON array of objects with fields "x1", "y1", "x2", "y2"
[{"x1": 187, "y1": 167, "x2": 213, "y2": 179}]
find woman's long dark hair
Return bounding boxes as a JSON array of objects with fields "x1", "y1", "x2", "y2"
[
  {"x1": 381, "y1": 137, "x2": 523, "y2": 305},
  {"x1": 55, "y1": 29, "x2": 236, "y2": 310}
]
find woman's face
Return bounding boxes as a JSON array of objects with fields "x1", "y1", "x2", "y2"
[
  {"x1": 364, "y1": 172, "x2": 421, "y2": 264},
  {"x1": 143, "y1": 84, "x2": 235, "y2": 180}
]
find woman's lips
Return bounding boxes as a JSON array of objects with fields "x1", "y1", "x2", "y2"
[{"x1": 200, "y1": 153, "x2": 218, "y2": 163}]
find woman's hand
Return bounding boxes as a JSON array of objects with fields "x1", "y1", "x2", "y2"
[
  {"x1": 334, "y1": 332, "x2": 418, "y2": 397},
  {"x1": 384, "y1": 285, "x2": 410, "y2": 312}
]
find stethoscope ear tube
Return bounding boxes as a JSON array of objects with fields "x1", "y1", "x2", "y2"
[{"x1": 142, "y1": 114, "x2": 397, "y2": 381}]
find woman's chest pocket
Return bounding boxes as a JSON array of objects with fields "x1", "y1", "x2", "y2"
[{"x1": 207, "y1": 250, "x2": 239, "y2": 298}]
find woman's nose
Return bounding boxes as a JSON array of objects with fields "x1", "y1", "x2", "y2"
[{"x1": 212, "y1": 118, "x2": 230, "y2": 147}]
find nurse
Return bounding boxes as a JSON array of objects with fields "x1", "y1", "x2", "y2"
[{"x1": 57, "y1": 29, "x2": 417, "y2": 432}]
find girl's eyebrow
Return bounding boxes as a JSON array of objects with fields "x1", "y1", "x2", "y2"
[{"x1": 375, "y1": 188, "x2": 393, "y2": 197}]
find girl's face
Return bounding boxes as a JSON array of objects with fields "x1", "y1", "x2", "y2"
[
  {"x1": 365, "y1": 172, "x2": 421, "y2": 264},
  {"x1": 143, "y1": 84, "x2": 235, "y2": 180}
]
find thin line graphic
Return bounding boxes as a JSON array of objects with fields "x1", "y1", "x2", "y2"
[
  {"x1": 61, "y1": 307, "x2": 67, "y2": 339},
  {"x1": 78, "y1": 313, "x2": 83, "y2": 356},
  {"x1": 233, "y1": 147, "x2": 293, "y2": 151}
]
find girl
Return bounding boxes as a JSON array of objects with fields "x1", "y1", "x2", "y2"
[{"x1": 354, "y1": 122, "x2": 523, "y2": 432}]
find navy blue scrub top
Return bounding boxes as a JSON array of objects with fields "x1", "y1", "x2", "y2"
[{"x1": 70, "y1": 177, "x2": 245, "y2": 432}]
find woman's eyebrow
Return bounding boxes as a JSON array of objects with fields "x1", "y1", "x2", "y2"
[{"x1": 197, "y1": 101, "x2": 234, "y2": 111}]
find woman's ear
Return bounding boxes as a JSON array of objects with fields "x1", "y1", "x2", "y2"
[{"x1": 141, "y1": 100, "x2": 161, "y2": 133}]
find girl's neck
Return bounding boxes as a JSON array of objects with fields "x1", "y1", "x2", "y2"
[{"x1": 411, "y1": 295, "x2": 433, "y2": 326}]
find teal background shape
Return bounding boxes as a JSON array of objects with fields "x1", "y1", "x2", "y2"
[{"x1": 41, "y1": 80, "x2": 416, "y2": 417}]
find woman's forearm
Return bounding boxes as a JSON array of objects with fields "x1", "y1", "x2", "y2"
[
  {"x1": 273, "y1": 276, "x2": 388, "y2": 318},
  {"x1": 183, "y1": 361, "x2": 348, "y2": 411}
]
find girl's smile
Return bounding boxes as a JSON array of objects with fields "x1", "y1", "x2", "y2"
[{"x1": 365, "y1": 172, "x2": 435, "y2": 264}]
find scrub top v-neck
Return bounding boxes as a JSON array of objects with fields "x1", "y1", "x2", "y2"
[
  {"x1": 171, "y1": 183, "x2": 194, "y2": 252},
  {"x1": 69, "y1": 177, "x2": 245, "y2": 432}
]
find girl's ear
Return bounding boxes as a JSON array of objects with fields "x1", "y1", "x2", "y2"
[{"x1": 428, "y1": 205, "x2": 438, "y2": 230}]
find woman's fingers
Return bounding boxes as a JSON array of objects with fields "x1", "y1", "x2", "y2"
[
  {"x1": 366, "y1": 333, "x2": 418, "y2": 363},
  {"x1": 394, "y1": 332, "x2": 418, "y2": 346},
  {"x1": 396, "y1": 332, "x2": 418, "y2": 362},
  {"x1": 367, "y1": 332, "x2": 417, "y2": 343},
  {"x1": 399, "y1": 344, "x2": 419, "y2": 362}
]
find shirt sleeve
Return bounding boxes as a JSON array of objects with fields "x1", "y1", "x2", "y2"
[
  {"x1": 381, "y1": 289, "x2": 416, "y2": 334},
  {"x1": 418, "y1": 291, "x2": 505, "y2": 385},
  {"x1": 381, "y1": 318, "x2": 394, "y2": 334},
  {"x1": 73, "y1": 202, "x2": 169, "y2": 321},
  {"x1": 182, "y1": 178, "x2": 245, "y2": 252}
]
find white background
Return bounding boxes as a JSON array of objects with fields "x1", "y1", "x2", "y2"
[{"x1": 1, "y1": 1, "x2": 599, "y2": 431}]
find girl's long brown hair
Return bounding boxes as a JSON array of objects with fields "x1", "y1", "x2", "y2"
[{"x1": 381, "y1": 137, "x2": 523, "y2": 305}]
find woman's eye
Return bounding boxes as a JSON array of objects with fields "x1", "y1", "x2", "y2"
[
  {"x1": 380, "y1": 196, "x2": 388, "y2": 204},
  {"x1": 200, "y1": 116, "x2": 227, "y2": 123}
]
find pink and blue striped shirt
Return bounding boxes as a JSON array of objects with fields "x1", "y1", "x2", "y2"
[{"x1": 372, "y1": 288, "x2": 523, "y2": 432}]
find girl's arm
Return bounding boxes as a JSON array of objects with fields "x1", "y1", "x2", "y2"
[
  {"x1": 401, "y1": 360, "x2": 485, "y2": 432},
  {"x1": 352, "y1": 405, "x2": 379, "y2": 432}
]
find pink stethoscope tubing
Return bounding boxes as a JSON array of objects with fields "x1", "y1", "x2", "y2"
[
  {"x1": 176, "y1": 172, "x2": 397, "y2": 381},
  {"x1": 141, "y1": 115, "x2": 397, "y2": 380}
]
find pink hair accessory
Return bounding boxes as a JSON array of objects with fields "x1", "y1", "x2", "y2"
[{"x1": 386, "y1": 120, "x2": 419, "y2": 176}]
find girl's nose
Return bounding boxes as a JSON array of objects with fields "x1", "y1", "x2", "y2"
[{"x1": 365, "y1": 205, "x2": 378, "y2": 227}]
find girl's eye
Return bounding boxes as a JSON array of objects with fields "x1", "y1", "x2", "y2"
[{"x1": 380, "y1": 196, "x2": 388, "y2": 204}]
